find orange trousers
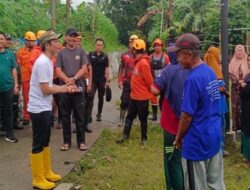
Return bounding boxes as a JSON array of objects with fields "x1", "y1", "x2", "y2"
[{"x1": 22, "y1": 81, "x2": 30, "y2": 120}]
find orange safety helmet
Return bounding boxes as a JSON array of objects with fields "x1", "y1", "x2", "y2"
[
  {"x1": 129, "y1": 34, "x2": 139, "y2": 42},
  {"x1": 153, "y1": 38, "x2": 163, "y2": 46},
  {"x1": 132, "y1": 39, "x2": 146, "y2": 51},
  {"x1": 36, "y1": 30, "x2": 46, "y2": 39},
  {"x1": 24, "y1": 31, "x2": 37, "y2": 41}
]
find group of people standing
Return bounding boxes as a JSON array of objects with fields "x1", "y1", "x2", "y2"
[
  {"x1": 116, "y1": 33, "x2": 250, "y2": 190},
  {"x1": 0, "y1": 28, "x2": 110, "y2": 189},
  {"x1": 1, "y1": 27, "x2": 250, "y2": 190}
]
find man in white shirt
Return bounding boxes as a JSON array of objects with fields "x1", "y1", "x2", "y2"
[{"x1": 28, "y1": 30, "x2": 77, "y2": 190}]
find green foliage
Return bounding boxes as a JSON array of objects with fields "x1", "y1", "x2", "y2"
[
  {"x1": 63, "y1": 127, "x2": 165, "y2": 190},
  {"x1": 70, "y1": 3, "x2": 120, "y2": 51},
  {"x1": 97, "y1": 0, "x2": 155, "y2": 44},
  {"x1": 0, "y1": 0, "x2": 121, "y2": 52},
  {"x1": 203, "y1": 0, "x2": 250, "y2": 52},
  {"x1": 63, "y1": 128, "x2": 250, "y2": 190},
  {"x1": 0, "y1": 0, "x2": 51, "y2": 37}
]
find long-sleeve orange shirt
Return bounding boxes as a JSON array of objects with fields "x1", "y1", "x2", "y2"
[
  {"x1": 130, "y1": 54, "x2": 153, "y2": 100},
  {"x1": 17, "y1": 47, "x2": 33, "y2": 82},
  {"x1": 30, "y1": 46, "x2": 42, "y2": 72}
]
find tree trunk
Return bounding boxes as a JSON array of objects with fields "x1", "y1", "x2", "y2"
[
  {"x1": 51, "y1": 0, "x2": 56, "y2": 30},
  {"x1": 166, "y1": 0, "x2": 174, "y2": 28},
  {"x1": 66, "y1": 0, "x2": 71, "y2": 28}
]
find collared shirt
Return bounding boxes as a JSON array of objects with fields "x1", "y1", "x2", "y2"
[
  {"x1": 0, "y1": 49, "x2": 17, "y2": 92},
  {"x1": 89, "y1": 51, "x2": 109, "y2": 82}
]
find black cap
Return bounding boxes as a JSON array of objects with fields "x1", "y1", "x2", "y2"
[{"x1": 66, "y1": 28, "x2": 78, "y2": 36}]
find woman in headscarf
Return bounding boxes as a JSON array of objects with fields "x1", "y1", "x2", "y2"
[
  {"x1": 229, "y1": 45, "x2": 249, "y2": 131},
  {"x1": 204, "y1": 46, "x2": 228, "y2": 155}
]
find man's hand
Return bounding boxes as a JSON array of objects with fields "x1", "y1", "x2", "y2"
[
  {"x1": 87, "y1": 85, "x2": 92, "y2": 93},
  {"x1": 13, "y1": 85, "x2": 19, "y2": 95},
  {"x1": 67, "y1": 84, "x2": 78, "y2": 93},
  {"x1": 105, "y1": 81, "x2": 111, "y2": 88},
  {"x1": 174, "y1": 138, "x2": 182, "y2": 150},
  {"x1": 65, "y1": 77, "x2": 75, "y2": 85},
  {"x1": 118, "y1": 82, "x2": 123, "y2": 89}
]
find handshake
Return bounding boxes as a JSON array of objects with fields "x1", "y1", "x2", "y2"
[{"x1": 61, "y1": 83, "x2": 82, "y2": 94}]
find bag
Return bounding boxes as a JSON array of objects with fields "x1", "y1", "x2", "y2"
[{"x1": 105, "y1": 86, "x2": 112, "y2": 102}]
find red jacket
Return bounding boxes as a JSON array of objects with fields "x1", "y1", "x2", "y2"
[{"x1": 130, "y1": 54, "x2": 153, "y2": 100}]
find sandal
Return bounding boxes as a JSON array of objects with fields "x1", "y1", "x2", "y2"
[
  {"x1": 60, "y1": 144, "x2": 70, "y2": 151},
  {"x1": 78, "y1": 143, "x2": 88, "y2": 151}
]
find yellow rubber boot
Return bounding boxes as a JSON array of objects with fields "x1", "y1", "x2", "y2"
[
  {"x1": 30, "y1": 152, "x2": 55, "y2": 189},
  {"x1": 43, "y1": 147, "x2": 62, "y2": 182}
]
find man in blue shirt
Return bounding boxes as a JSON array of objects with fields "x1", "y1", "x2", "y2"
[{"x1": 168, "y1": 33, "x2": 225, "y2": 190}]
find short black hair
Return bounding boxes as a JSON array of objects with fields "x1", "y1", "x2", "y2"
[
  {"x1": 95, "y1": 38, "x2": 105, "y2": 45},
  {"x1": 0, "y1": 31, "x2": 6, "y2": 39}
]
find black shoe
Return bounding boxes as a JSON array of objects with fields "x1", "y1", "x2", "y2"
[
  {"x1": 96, "y1": 114, "x2": 102, "y2": 122},
  {"x1": 5, "y1": 135, "x2": 18, "y2": 143},
  {"x1": 22, "y1": 120, "x2": 30, "y2": 125},
  {"x1": 85, "y1": 127, "x2": 92, "y2": 133},
  {"x1": 115, "y1": 135, "x2": 128, "y2": 144}
]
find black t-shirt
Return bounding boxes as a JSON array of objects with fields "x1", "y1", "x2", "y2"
[{"x1": 89, "y1": 51, "x2": 109, "y2": 82}]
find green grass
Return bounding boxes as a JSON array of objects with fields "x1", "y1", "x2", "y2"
[{"x1": 63, "y1": 123, "x2": 250, "y2": 190}]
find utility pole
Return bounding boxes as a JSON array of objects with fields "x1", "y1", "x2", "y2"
[
  {"x1": 221, "y1": 0, "x2": 228, "y2": 89},
  {"x1": 66, "y1": 0, "x2": 71, "y2": 28},
  {"x1": 160, "y1": 0, "x2": 164, "y2": 38},
  {"x1": 51, "y1": 0, "x2": 56, "y2": 30},
  {"x1": 221, "y1": 0, "x2": 231, "y2": 133}
]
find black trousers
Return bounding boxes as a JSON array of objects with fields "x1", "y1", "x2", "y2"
[
  {"x1": 88, "y1": 80, "x2": 106, "y2": 117},
  {"x1": 0, "y1": 88, "x2": 14, "y2": 137},
  {"x1": 60, "y1": 93, "x2": 85, "y2": 145},
  {"x1": 13, "y1": 94, "x2": 19, "y2": 124},
  {"x1": 123, "y1": 99, "x2": 149, "y2": 141},
  {"x1": 120, "y1": 81, "x2": 131, "y2": 110},
  {"x1": 30, "y1": 111, "x2": 52, "y2": 153}
]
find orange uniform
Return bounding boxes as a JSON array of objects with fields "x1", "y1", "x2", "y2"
[
  {"x1": 130, "y1": 55, "x2": 153, "y2": 100},
  {"x1": 17, "y1": 47, "x2": 34, "y2": 121},
  {"x1": 30, "y1": 46, "x2": 42, "y2": 72}
]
